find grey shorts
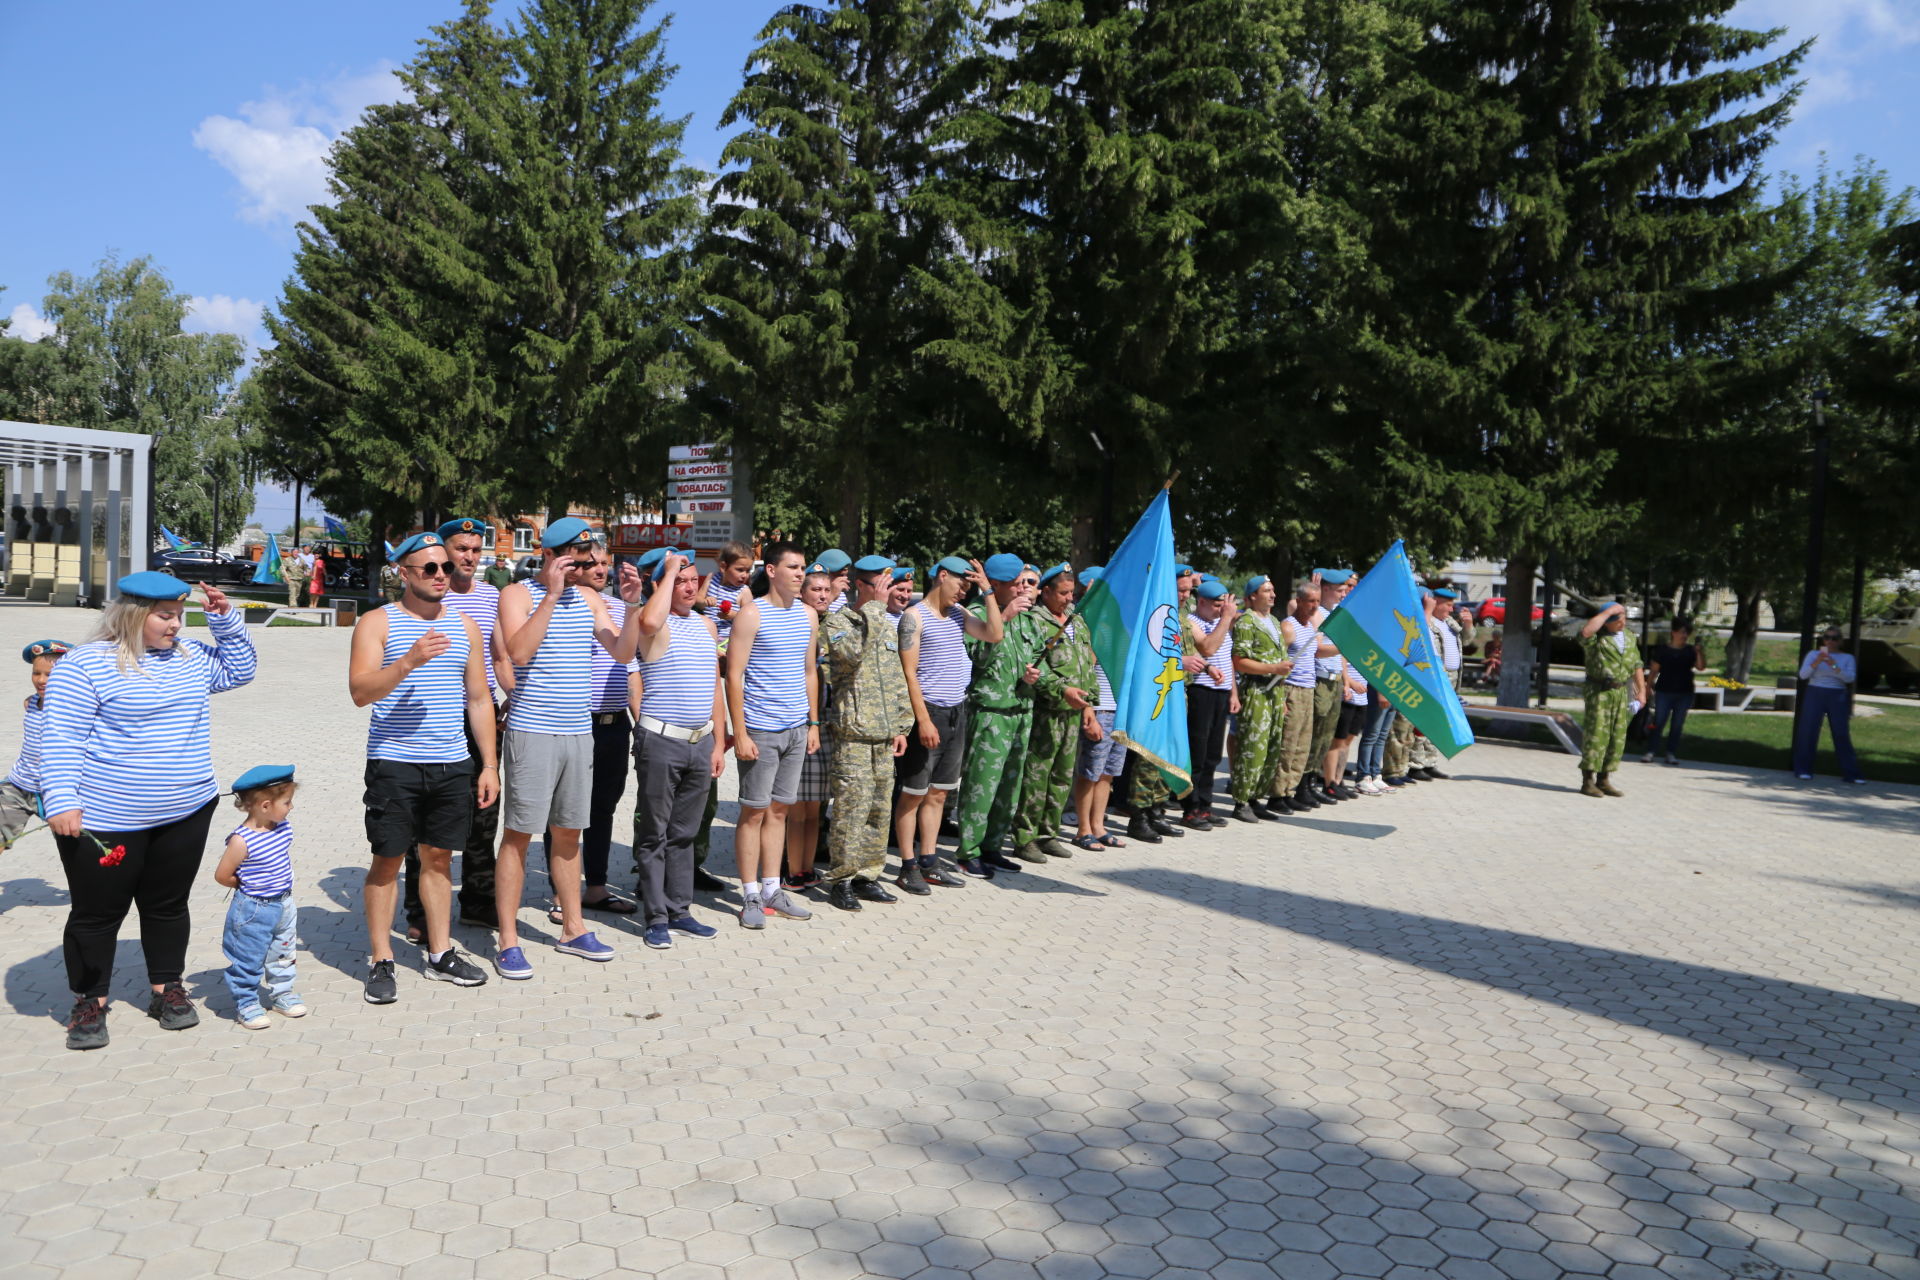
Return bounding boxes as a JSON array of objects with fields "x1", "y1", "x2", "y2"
[
  {"x1": 738, "y1": 723, "x2": 809, "y2": 808},
  {"x1": 0, "y1": 781, "x2": 40, "y2": 847},
  {"x1": 502, "y1": 729, "x2": 592, "y2": 833},
  {"x1": 896, "y1": 702, "x2": 968, "y2": 795}
]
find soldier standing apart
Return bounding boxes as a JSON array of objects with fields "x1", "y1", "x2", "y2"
[
  {"x1": 821, "y1": 557, "x2": 912, "y2": 912},
  {"x1": 1274, "y1": 585, "x2": 1337, "y2": 810},
  {"x1": 726, "y1": 541, "x2": 821, "y2": 929},
  {"x1": 492, "y1": 518, "x2": 642, "y2": 977},
  {"x1": 952, "y1": 553, "x2": 1041, "y2": 878},
  {"x1": 1229, "y1": 576, "x2": 1293, "y2": 820},
  {"x1": 630, "y1": 552, "x2": 726, "y2": 950},
  {"x1": 1011, "y1": 563, "x2": 1097, "y2": 861},
  {"x1": 895, "y1": 556, "x2": 1003, "y2": 892},
  {"x1": 1181, "y1": 580, "x2": 1238, "y2": 828},
  {"x1": 1578, "y1": 601, "x2": 1645, "y2": 798},
  {"x1": 403, "y1": 516, "x2": 512, "y2": 943},
  {"x1": 349, "y1": 533, "x2": 497, "y2": 1004}
]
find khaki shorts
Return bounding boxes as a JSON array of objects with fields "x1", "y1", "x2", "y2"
[{"x1": 0, "y1": 781, "x2": 40, "y2": 848}]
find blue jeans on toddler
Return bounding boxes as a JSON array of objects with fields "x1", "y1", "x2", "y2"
[{"x1": 223, "y1": 891, "x2": 300, "y2": 1018}]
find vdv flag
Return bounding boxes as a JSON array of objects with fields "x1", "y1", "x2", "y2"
[
  {"x1": 252, "y1": 536, "x2": 286, "y2": 586},
  {"x1": 1321, "y1": 540, "x2": 1474, "y2": 757},
  {"x1": 1078, "y1": 488, "x2": 1190, "y2": 789},
  {"x1": 323, "y1": 515, "x2": 350, "y2": 540},
  {"x1": 159, "y1": 526, "x2": 187, "y2": 551}
]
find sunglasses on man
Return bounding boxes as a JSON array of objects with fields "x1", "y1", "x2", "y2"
[{"x1": 407, "y1": 560, "x2": 454, "y2": 576}]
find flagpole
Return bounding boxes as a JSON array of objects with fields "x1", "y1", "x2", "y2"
[{"x1": 1163, "y1": 472, "x2": 1179, "y2": 491}]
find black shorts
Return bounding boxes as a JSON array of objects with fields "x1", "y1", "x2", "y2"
[
  {"x1": 895, "y1": 702, "x2": 969, "y2": 794},
  {"x1": 1336, "y1": 703, "x2": 1367, "y2": 738},
  {"x1": 365, "y1": 758, "x2": 475, "y2": 858}
]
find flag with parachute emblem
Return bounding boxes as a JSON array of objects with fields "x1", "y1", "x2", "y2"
[{"x1": 1320, "y1": 540, "x2": 1474, "y2": 757}]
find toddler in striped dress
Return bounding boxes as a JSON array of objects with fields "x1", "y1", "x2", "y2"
[
  {"x1": 214, "y1": 765, "x2": 305, "y2": 1029},
  {"x1": 0, "y1": 639, "x2": 70, "y2": 848}
]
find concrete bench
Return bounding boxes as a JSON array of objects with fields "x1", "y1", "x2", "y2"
[{"x1": 1462, "y1": 702, "x2": 1585, "y2": 755}]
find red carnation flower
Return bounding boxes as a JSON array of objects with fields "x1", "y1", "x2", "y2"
[{"x1": 98, "y1": 845, "x2": 126, "y2": 867}]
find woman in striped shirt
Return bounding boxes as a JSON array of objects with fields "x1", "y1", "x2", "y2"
[{"x1": 43, "y1": 573, "x2": 258, "y2": 1051}]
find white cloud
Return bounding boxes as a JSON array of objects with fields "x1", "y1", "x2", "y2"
[
  {"x1": 1737, "y1": 0, "x2": 1920, "y2": 45},
  {"x1": 4, "y1": 303, "x2": 55, "y2": 342},
  {"x1": 193, "y1": 63, "x2": 407, "y2": 228},
  {"x1": 185, "y1": 295, "x2": 267, "y2": 349}
]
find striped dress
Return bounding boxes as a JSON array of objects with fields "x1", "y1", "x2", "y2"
[
  {"x1": 911, "y1": 603, "x2": 972, "y2": 708},
  {"x1": 590, "y1": 595, "x2": 636, "y2": 714},
  {"x1": 6, "y1": 697, "x2": 45, "y2": 794},
  {"x1": 505, "y1": 583, "x2": 595, "y2": 735},
  {"x1": 443, "y1": 580, "x2": 502, "y2": 692},
  {"x1": 230, "y1": 819, "x2": 295, "y2": 897},
  {"x1": 1193, "y1": 615, "x2": 1234, "y2": 691},
  {"x1": 368, "y1": 605, "x2": 473, "y2": 764},
  {"x1": 743, "y1": 597, "x2": 813, "y2": 732},
  {"x1": 638, "y1": 612, "x2": 718, "y2": 731},
  {"x1": 40, "y1": 609, "x2": 258, "y2": 830}
]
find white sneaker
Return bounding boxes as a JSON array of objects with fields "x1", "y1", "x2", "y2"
[
  {"x1": 237, "y1": 1010, "x2": 271, "y2": 1031},
  {"x1": 1641, "y1": 752, "x2": 1654, "y2": 764},
  {"x1": 1357, "y1": 778, "x2": 1381, "y2": 796}
]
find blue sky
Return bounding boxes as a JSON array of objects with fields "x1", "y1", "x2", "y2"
[{"x1": 2, "y1": 0, "x2": 1916, "y2": 527}]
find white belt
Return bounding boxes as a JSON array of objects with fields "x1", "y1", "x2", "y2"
[{"x1": 637, "y1": 714, "x2": 712, "y2": 743}]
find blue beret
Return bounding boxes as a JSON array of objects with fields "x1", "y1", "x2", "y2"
[
  {"x1": 1196, "y1": 580, "x2": 1228, "y2": 600},
  {"x1": 641, "y1": 547, "x2": 685, "y2": 582},
  {"x1": 436, "y1": 516, "x2": 490, "y2": 541},
  {"x1": 118, "y1": 571, "x2": 192, "y2": 601},
  {"x1": 1243, "y1": 575, "x2": 1269, "y2": 596},
  {"x1": 852, "y1": 554, "x2": 895, "y2": 572},
  {"x1": 1432, "y1": 587, "x2": 1458, "y2": 600},
  {"x1": 1175, "y1": 563, "x2": 1195, "y2": 576},
  {"x1": 1201, "y1": 574, "x2": 1221, "y2": 585},
  {"x1": 232, "y1": 764, "x2": 295, "y2": 792},
  {"x1": 22, "y1": 640, "x2": 71, "y2": 663},
  {"x1": 891, "y1": 565, "x2": 914, "y2": 582},
  {"x1": 1024, "y1": 563, "x2": 1039, "y2": 575},
  {"x1": 1316, "y1": 567, "x2": 1354, "y2": 585},
  {"x1": 815, "y1": 549, "x2": 852, "y2": 573},
  {"x1": 1039, "y1": 561, "x2": 1072, "y2": 586},
  {"x1": 935, "y1": 555, "x2": 972, "y2": 579},
  {"x1": 1078, "y1": 567, "x2": 1104, "y2": 587},
  {"x1": 983, "y1": 553, "x2": 1024, "y2": 583},
  {"x1": 390, "y1": 532, "x2": 445, "y2": 563},
  {"x1": 541, "y1": 516, "x2": 594, "y2": 550}
]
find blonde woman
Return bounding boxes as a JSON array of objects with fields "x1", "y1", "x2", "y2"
[{"x1": 40, "y1": 571, "x2": 258, "y2": 1050}]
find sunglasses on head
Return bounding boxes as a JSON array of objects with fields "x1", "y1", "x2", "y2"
[{"x1": 410, "y1": 560, "x2": 453, "y2": 576}]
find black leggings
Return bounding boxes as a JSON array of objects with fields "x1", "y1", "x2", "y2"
[{"x1": 56, "y1": 798, "x2": 217, "y2": 998}]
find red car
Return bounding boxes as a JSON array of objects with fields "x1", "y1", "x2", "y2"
[{"x1": 1475, "y1": 597, "x2": 1543, "y2": 626}]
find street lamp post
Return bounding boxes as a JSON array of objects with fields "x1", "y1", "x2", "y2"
[{"x1": 1791, "y1": 390, "x2": 1830, "y2": 763}]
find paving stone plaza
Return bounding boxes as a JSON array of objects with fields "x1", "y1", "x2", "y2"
[{"x1": 0, "y1": 608, "x2": 1916, "y2": 1280}]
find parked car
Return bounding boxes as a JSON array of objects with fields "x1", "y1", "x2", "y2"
[
  {"x1": 1474, "y1": 596, "x2": 1544, "y2": 626},
  {"x1": 152, "y1": 548, "x2": 255, "y2": 585},
  {"x1": 512, "y1": 555, "x2": 544, "y2": 581}
]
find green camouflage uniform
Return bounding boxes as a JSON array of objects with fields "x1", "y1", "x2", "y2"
[
  {"x1": 821, "y1": 599, "x2": 914, "y2": 883},
  {"x1": 955, "y1": 605, "x2": 1046, "y2": 859},
  {"x1": 1580, "y1": 629, "x2": 1641, "y2": 774},
  {"x1": 1014, "y1": 612, "x2": 1097, "y2": 848},
  {"x1": 1129, "y1": 598, "x2": 1198, "y2": 809},
  {"x1": 1385, "y1": 712, "x2": 1414, "y2": 777},
  {"x1": 1229, "y1": 611, "x2": 1288, "y2": 804}
]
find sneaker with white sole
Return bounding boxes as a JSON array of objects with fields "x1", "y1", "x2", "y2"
[
  {"x1": 237, "y1": 1008, "x2": 271, "y2": 1031},
  {"x1": 364, "y1": 959, "x2": 399, "y2": 1004},
  {"x1": 669, "y1": 915, "x2": 717, "y2": 939},
  {"x1": 765, "y1": 889, "x2": 813, "y2": 921},
  {"x1": 644, "y1": 923, "x2": 673, "y2": 950},
  {"x1": 271, "y1": 997, "x2": 309, "y2": 1018},
  {"x1": 740, "y1": 899, "x2": 767, "y2": 929},
  {"x1": 424, "y1": 947, "x2": 488, "y2": 986},
  {"x1": 493, "y1": 946, "x2": 534, "y2": 980},
  {"x1": 554, "y1": 932, "x2": 615, "y2": 962}
]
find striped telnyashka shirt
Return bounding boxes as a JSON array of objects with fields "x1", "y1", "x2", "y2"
[
  {"x1": 230, "y1": 819, "x2": 295, "y2": 897},
  {"x1": 639, "y1": 612, "x2": 718, "y2": 730},
  {"x1": 911, "y1": 603, "x2": 972, "y2": 708},
  {"x1": 368, "y1": 605, "x2": 473, "y2": 764},
  {"x1": 743, "y1": 597, "x2": 813, "y2": 732},
  {"x1": 6, "y1": 698, "x2": 45, "y2": 793},
  {"x1": 1282, "y1": 617, "x2": 1321, "y2": 689},
  {"x1": 506, "y1": 583, "x2": 595, "y2": 735},
  {"x1": 40, "y1": 609, "x2": 258, "y2": 830},
  {"x1": 709, "y1": 581, "x2": 749, "y2": 643},
  {"x1": 590, "y1": 595, "x2": 636, "y2": 714},
  {"x1": 1193, "y1": 615, "x2": 1234, "y2": 691},
  {"x1": 443, "y1": 580, "x2": 502, "y2": 692}
]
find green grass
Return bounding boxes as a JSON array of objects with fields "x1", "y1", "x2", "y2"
[
  {"x1": 183, "y1": 611, "x2": 320, "y2": 628},
  {"x1": 1667, "y1": 702, "x2": 1920, "y2": 785}
]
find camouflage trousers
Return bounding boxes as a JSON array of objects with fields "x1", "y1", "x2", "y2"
[
  {"x1": 825, "y1": 738, "x2": 896, "y2": 883},
  {"x1": 955, "y1": 702, "x2": 1032, "y2": 860},
  {"x1": 1229, "y1": 684, "x2": 1285, "y2": 804},
  {"x1": 1385, "y1": 715, "x2": 1414, "y2": 777},
  {"x1": 1014, "y1": 711, "x2": 1080, "y2": 848},
  {"x1": 1129, "y1": 753, "x2": 1172, "y2": 810},
  {"x1": 1308, "y1": 678, "x2": 1342, "y2": 771},
  {"x1": 1580, "y1": 688, "x2": 1629, "y2": 774},
  {"x1": 1270, "y1": 683, "x2": 1320, "y2": 795}
]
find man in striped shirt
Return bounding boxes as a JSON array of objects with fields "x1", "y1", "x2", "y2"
[
  {"x1": 724, "y1": 540, "x2": 821, "y2": 928},
  {"x1": 349, "y1": 532, "x2": 497, "y2": 1002},
  {"x1": 1182, "y1": 580, "x2": 1239, "y2": 827}
]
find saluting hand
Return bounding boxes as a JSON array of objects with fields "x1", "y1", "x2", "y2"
[
  {"x1": 539, "y1": 555, "x2": 570, "y2": 594},
  {"x1": 199, "y1": 582, "x2": 232, "y2": 615},
  {"x1": 406, "y1": 629, "x2": 453, "y2": 670},
  {"x1": 964, "y1": 559, "x2": 990, "y2": 593},
  {"x1": 617, "y1": 562, "x2": 644, "y2": 604}
]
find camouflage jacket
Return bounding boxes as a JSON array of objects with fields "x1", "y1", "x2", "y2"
[
  {"x1": 966, "y1": 605, "x2": 1045, "y2": 710},
  {"x1": 820, "y1": 599, "x2": 913, "y2": 742},
  {"x1": 1033, "y1": 610, "x2": 1098, "y2": 714},
  {"x1": 1581, "y1": 630, "x2": 1642, "y2": 690}
]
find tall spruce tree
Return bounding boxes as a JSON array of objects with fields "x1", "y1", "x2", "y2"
[
  {"x1": 251, "y1": 0, "x2": 701, "y2": 531},
  {"x1": 1338, "y1": 0, "x2": 1803, "y2": 705},
  {"x1": 697, "y1": 0, "x2": 979, "y2": 550}
]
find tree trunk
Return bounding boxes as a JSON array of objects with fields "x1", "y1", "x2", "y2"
[
  {"x1": 837, "y1": 464, "x2": 864, "y2": 554},
  {"x1": 1069, "y1": 509, "x2": 1096, "y2": 572},
  {"x1": 1496, "y1": 551, "x2": 1537, "y2": 707},
  {"x1": 1723, "y1": 583, "x2": 1765, "y2": 683}
]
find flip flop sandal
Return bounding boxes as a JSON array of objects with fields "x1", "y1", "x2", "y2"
[
  {"x1": 1071, "y1": 834, "x2": 1102, "y2": 851},
  {"x1": 1098, "y1": 834, "x2": 1126, "y2": 848}
]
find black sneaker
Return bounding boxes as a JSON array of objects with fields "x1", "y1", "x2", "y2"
[
  {"x1": 364, "y1": 959, "x2": 399, "y2": 1005},
  {"x1": 423, "y1": 948, "x2": 488, "y2": 987},
  {"x1": 895, "y1": 863, "x2": 932, "y2": 896},
  {"x1": 957, "y1": 858, "x2": 994, "y2": 880},
  {"x1": 981, "y1": 851, "x2": 1024, "y2": 873},
  {"x1": 145, "y1": 981, "x2": 199, "y2": 1030},
  {"x1": 923, "y1": 861, "x2": 965, "y2": 888},
  {"x1": 66, "y1": 997, "x2": 108, "y2": 1051},
  {"x1": 692, "y1": 867, "x2": 730, "y2": 893}
]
